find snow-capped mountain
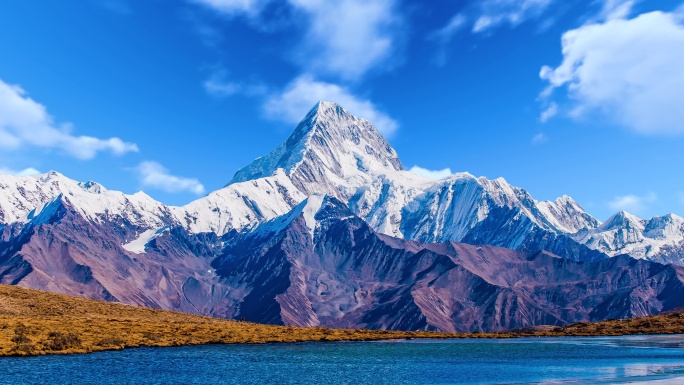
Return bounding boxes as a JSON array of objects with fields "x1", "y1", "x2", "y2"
[
  {"x1": 197, "y1": 101, "x2": 607, "y2": 260},
  {"x1": 574, "y1": 211, "x2": 684, "y2": 261},
  {"x1": 3, "y1": 100, "x2": 684, "y2": 331},
  {"x1": 0, "y1": 171, "x2": 173, "y2": 229},
  {"x1": 1, "y1": 101, "x2": 682, "y2": 263}
]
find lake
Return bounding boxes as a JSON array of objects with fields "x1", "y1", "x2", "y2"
[{"x1": 2, "y1": 336, "x2": 684, "y2": 384}]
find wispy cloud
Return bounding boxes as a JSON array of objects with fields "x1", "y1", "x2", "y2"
[
  {"x1": 409, "y1": 166, "x2": 453, "y2": 179},
  {"x1": 189, "y1": 0, "x2": 268, "y2": 16},
  {"x1": 432, "y1": 0, "x2": 555, "y2": 37},
  {"x1": 0, "y1": 79, "x2": 138, "y2": 159},
  {"x1": 608, "y1": 192, "x2": 656, "y2": 214},
  {"x1": 597, "y1": 0, "x2": 636, "y2": 21},
  {"x1": 472, "y1": 0, "x2": 554, "y2": 33},
  {"x1": 540, "y1": 7, "x2": 684, "y2": 135},
  {"x1": 203, "y1": 70, "x2": 267, "y2": 98},
  {"x1": 428, "y1": 13, "x2": 467, "y2": 65},
  {"x1": 135, "y1": 161, "x2": 205, "y2": 195},
  {"x1": 204, "y1": 78, "x2": 241, "y2": 97},
  {"x1": 431, "y1": 14, "x2": 468, "y2": 43},
  {"x1": 539, "y1": 102, "x2": 558, "y2": 122},
  {"x1": 429, "y1": 0, "x2": 556, "y2": 64},
  {"x1": 264, "y1": 75, "x2": 398, "y2": 136},
  {"x1": 0, "y1": 167, "x2": 41, "y2": 177},
  {"x1": 531, "y1": 132, "x2": 548, "y2": 144}
]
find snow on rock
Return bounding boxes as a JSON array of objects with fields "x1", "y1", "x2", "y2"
[
  {"x1": 537, "y1": 195, "x2": 601, "y2": 233},
  {"x1": 301, "y1": 194, "x2": 325, "y2": 233},
  {"x1": 122, "y1": 226, "x2": 170, "y2": 254},
  {"x1": 574, "y1": 211, "x2": 684, "y2": 259},
  {"x1": 0, "y1": 171, "x2": 173, "y2": 230},
  {"x1": 176, "y1": 169, "x2": 306, "y2": 235}
]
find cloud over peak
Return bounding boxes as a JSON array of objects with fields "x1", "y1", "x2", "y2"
[
  {"x1": 409, "y1": 165, "x2": 453, "y2": 179},
  {"x1": 264, "y1": 75, "x2": 398, "y2": 136},
  {"x1": 608, "y1": 192, "x2": 657, "y2": 215}
]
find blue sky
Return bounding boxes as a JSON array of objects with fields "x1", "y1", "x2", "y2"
[{"x1": 1, "y1": 0, "x2": 683, "y2": 221}]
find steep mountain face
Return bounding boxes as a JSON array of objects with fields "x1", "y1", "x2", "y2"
[{"x1": 212, "y1": 196, "x2": 684, "y2": 331}]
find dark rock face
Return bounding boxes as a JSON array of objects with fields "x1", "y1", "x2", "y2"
[
  {"x1": 0, "y1": 197, "x2": 227, "y2": 314},
  {"x1": 211, "y1": 197, "x2": 684, "y2": 331}
]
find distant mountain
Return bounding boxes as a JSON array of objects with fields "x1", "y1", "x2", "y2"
[
  {"x1": 2, "y1": 100, "x2": 684, "y2": 331},
  {"x1": 1, "y1": 102, "x2": 680, "y2": 263},
  {"x1": 574, "y1": 211, "x2": 684, "y2": 262}
]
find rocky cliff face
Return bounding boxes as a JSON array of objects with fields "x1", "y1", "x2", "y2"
[{"x1": 212, "y1": 196, "x2": 684, "y2": 331}]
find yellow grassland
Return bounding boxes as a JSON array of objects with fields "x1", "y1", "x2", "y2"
[{"x1": 1, "y1": 284, "x2": 683, "y2": 357}]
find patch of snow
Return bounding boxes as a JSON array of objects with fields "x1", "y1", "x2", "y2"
[{"x1": 122, "y1": 226, "x2": 169, "y2": 254}]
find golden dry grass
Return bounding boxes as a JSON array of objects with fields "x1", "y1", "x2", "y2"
[
  {"x1": 0, "y1": 284, "x2": 462, "y2": 356},
  {"x1": 2, "y1": 284, "x2": 683, "y2": 357}
]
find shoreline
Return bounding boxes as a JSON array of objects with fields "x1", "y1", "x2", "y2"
[{"x1": 3, "y1": 284, "x2": 684, "y2": 357}]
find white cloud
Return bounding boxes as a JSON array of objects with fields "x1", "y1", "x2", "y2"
[
  {"x1": 289, "y1": 0, "x2": 399, "y2": 80},
  {"x1": 189, "y1": 0, "x2": 267, "y2": 16},
  {"x1": 540, "y1": 10, "x2": 684, "y2": 135},
  {"x1": 191, "y1": 0, "x2": 400, "y2": 80},
  {"x1": 0, "y1": 167, "x2": 41, "y2": 176},
  {"x1": 472, "y1": 0, "x2": 554, "y2": 33},
  {"x1": 409, "y1": 166, "x2": 453, "y2": 179},
  {"x1": 608, "y1": 192, "x2": 656, "y2": 214},
  {"x1": 264, "y1": 75, "x2": 398, "y2": 136},
  {"x1": 0, "y1": 79, "x2": 138, "y2": 159},
  {"x1": 539, "y1": 102, "x2": 558, "y2": 122},
  {"x1": 203, "y1": 70, "x2": 267, "y2": 98},
  {"x1": 136, "y1": 161, "x2": 205, "y2": 195},
  {"x1": 531, "y1": 132, "x2": 548, "y2": 144},
  {"x1": 597, "y1": 0, "x2": 636, "y2": 21},
  {"x1": 204, "y1": 79, "x2": 241, "y2": 97},
  {"x1": 429, "y1": 13, "x2": 468, "y2": 65},
  {"x1": 430, "y1": 13, "x2": 467, "y2": 43}
]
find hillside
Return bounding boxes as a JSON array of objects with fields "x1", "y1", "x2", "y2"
[
  {"x1": 0, "y1": 284, "x2": 458, "y2": 356},
  {"x1": 2, "y1": 285, "x2": 684, "y2": 357}
]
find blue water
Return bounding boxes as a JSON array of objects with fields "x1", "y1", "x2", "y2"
[{"x1": 2, "y1": 336, "x2": 684, "y2": 384}]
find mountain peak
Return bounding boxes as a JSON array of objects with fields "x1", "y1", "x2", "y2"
[
  {"x1": 229, "y1": 101, "x2": 404, "y2": 192},
  {"x1": 600, "y1": 210, "x2": 645, "y2": 231}
]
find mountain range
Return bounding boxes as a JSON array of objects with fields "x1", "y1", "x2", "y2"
[{"x1": 1, "y1": 101, "x2": 684, "y2": 331}]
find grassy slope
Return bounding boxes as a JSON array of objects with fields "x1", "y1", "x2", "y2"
[{"x1": 1, "y1": 284, "x2": 684, "y2": 357}]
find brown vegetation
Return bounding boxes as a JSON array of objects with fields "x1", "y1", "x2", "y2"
[{"x1": 1, "y1": 284, "x2": 683, "y2": 357}]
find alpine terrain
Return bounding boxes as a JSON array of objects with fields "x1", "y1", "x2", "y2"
[{"x1": 1, "y1": 101, "x2": 684, "y2": 332}]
